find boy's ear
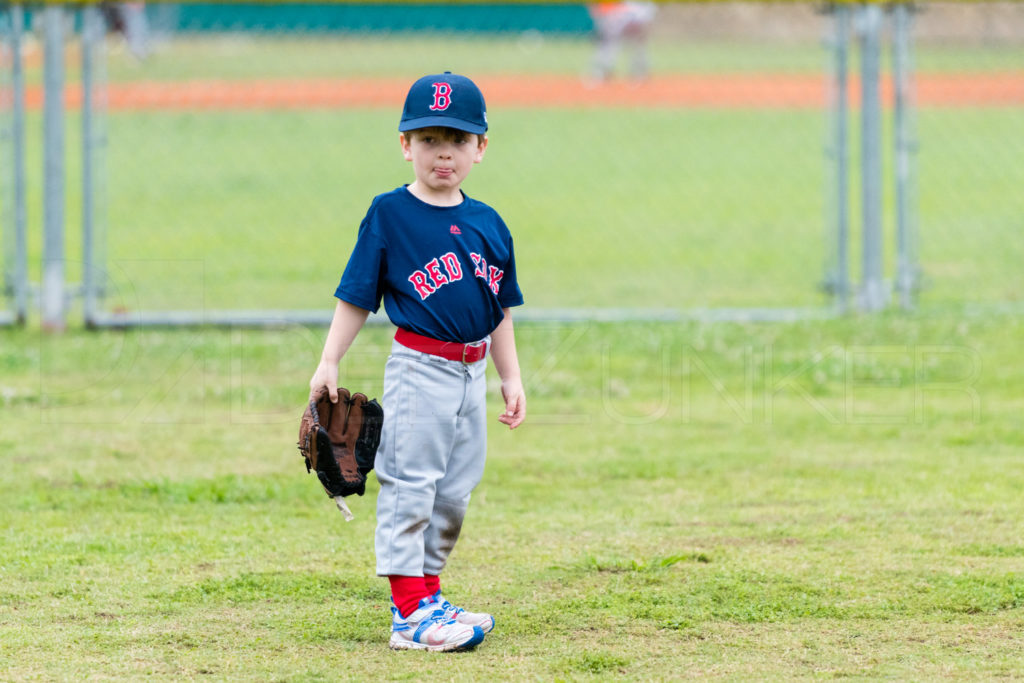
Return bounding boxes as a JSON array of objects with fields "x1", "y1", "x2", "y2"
[
  {"x1": 399, "y1": 132, "x2": 413, "y2": 161},
  {"x1": 474, "y1": 134, "x2": 488, "y2": 163}
]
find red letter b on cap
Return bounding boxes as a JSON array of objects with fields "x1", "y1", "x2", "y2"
[{"x1": 429, "y1": 82, "x2": 452, "y2": 111}]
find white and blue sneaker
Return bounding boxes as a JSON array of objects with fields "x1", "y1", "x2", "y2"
[
  {"x1": 389, "y1": 596, "x2": 485, "y2": 652},
  {"x1": 432, "y1": 591, "x2": 495, "y2": 635}
]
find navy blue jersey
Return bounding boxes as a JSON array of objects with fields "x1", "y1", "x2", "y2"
[{"x1": 335, "y1": 186, "x2": 524, "y2": 343}]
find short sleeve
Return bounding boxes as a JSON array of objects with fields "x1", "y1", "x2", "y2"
[
  {"x1": 334, "y1": 212, "x2": 387, "y2": 313},
  {"x1": 497, "y1": 234, "x2": 524, "y2": 308}
]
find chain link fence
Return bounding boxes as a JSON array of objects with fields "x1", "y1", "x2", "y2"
[
  {"x1": 910, "y1": 4, "x2": 1024, "y2": 312},
  {"x1": 1, "y1": 2, "x2": 1022, "y2": 328}
]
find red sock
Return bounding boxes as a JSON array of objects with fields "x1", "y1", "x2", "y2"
[
  {"x1": 424, "y1": 574, "x2": 441, "y2": 597},
  {"x1": 389, "y1": 575, "x2": 430, "y2": 618}
]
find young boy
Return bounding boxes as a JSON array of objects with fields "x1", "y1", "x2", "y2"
[{"x1": 308, "y1": 72, "x2": 526, "y2": 652}]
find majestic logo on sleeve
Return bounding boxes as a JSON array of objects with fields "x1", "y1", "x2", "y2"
[
  {"x1": 407, "y1": 251, "x2": 504, "y2": 300},
  {"x1": 429, "y1": 82, "x2": 452, "y2": 111}
]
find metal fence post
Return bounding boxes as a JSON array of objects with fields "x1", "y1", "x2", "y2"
[
  {"x1": 824, "y1": 3, "x2": 850, "y2": 313},
  {"x1": 82, "y1": 5, "x2": 104, "y2": 327},
  {"x1": 858, "y1": 4, "x2": 887, "y2": 312},
  {"x1": 892, "y1": 2, "x2": 918, "y2": 310},
  {"x1": 42, "y1": 5, "x2": 66, "y2": 332},
  {"x1": 11, "y1": 3, "x2": 26, "y2": 324},
  {"x1": 1, "y1": 3, "x2": 27, "y2": 325}
]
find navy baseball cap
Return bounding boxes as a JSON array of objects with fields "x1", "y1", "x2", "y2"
[{"x1": 399, "y1": 71, "x2": 488, "y2": 135}]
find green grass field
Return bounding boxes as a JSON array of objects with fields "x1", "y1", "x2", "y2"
[
  {"x1": 2, "y1": 32, "x2": 1023, "y2": 679},
  {"x1": 99, "y1": 35, "x2": 1024, "y2": 82},
  {"x1": 2, "y1": 315, "x2": 1023, "y2": 679}
]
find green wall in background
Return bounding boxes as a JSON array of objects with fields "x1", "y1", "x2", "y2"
[{"x1": 166, "y1": 3, "x2": 594, "y2": 34}]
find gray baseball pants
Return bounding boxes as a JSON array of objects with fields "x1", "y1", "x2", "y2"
[{"x1": 374, "y1": 338, "x2": 488, "y2": 577}]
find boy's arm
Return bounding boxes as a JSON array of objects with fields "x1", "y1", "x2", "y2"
[
  {"x1": 490, "y1": 308, "x2": 525, "y2": 430},
  {"x1": 309, "y1": 299, "x2": 371, "y2": 403}
]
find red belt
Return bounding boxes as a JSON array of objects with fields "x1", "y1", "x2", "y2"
[{"x1": 395, "y1": 328, "x2": 488, "y2": 364}]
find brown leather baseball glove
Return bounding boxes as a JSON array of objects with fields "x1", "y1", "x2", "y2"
[{"x1": 298, "y1": 386, "x2": 383, "y2": 519}]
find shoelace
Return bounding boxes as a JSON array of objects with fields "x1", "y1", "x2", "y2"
[
  {"x1": 426, "y1": 608, "x2": 458, "y2": 626},
  {"x1": 438, "y1": 598, "x2": 463, "y2": 617}
]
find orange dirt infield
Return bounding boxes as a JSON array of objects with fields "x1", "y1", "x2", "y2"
[{"x1": 21, "y1": 73, "x2": 1024, "y2": 110}]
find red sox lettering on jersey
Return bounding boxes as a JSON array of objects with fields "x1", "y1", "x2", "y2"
[
  {"x1": 470, "y1": 253, "x2": 504, "y2": 296},
  {"x1": 429, "y1": 82, "x2": 452, "y2": 111},
  {"x1": 408, "y1": 251, "x2": 504, "y2": 300}
]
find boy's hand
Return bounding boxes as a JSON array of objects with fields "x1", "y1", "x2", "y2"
[
  {"x1": 309, "y1": 360, "x2": 340, "y2": 403},
  {"x1": 498, "y1": 377, "x2": 526, "y2": 429}
]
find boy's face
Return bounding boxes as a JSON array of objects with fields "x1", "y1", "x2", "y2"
[{"x1": 400, "y1": 127, "x2": 488, "y2": 201}]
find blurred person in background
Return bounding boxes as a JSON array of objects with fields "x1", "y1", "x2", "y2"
[
  {"x1": 101, "y1": 2, "x2": 149, "y2": 60},
  {"x1": 587, "y1": 1, "x2": 657, "y2": 83}
]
